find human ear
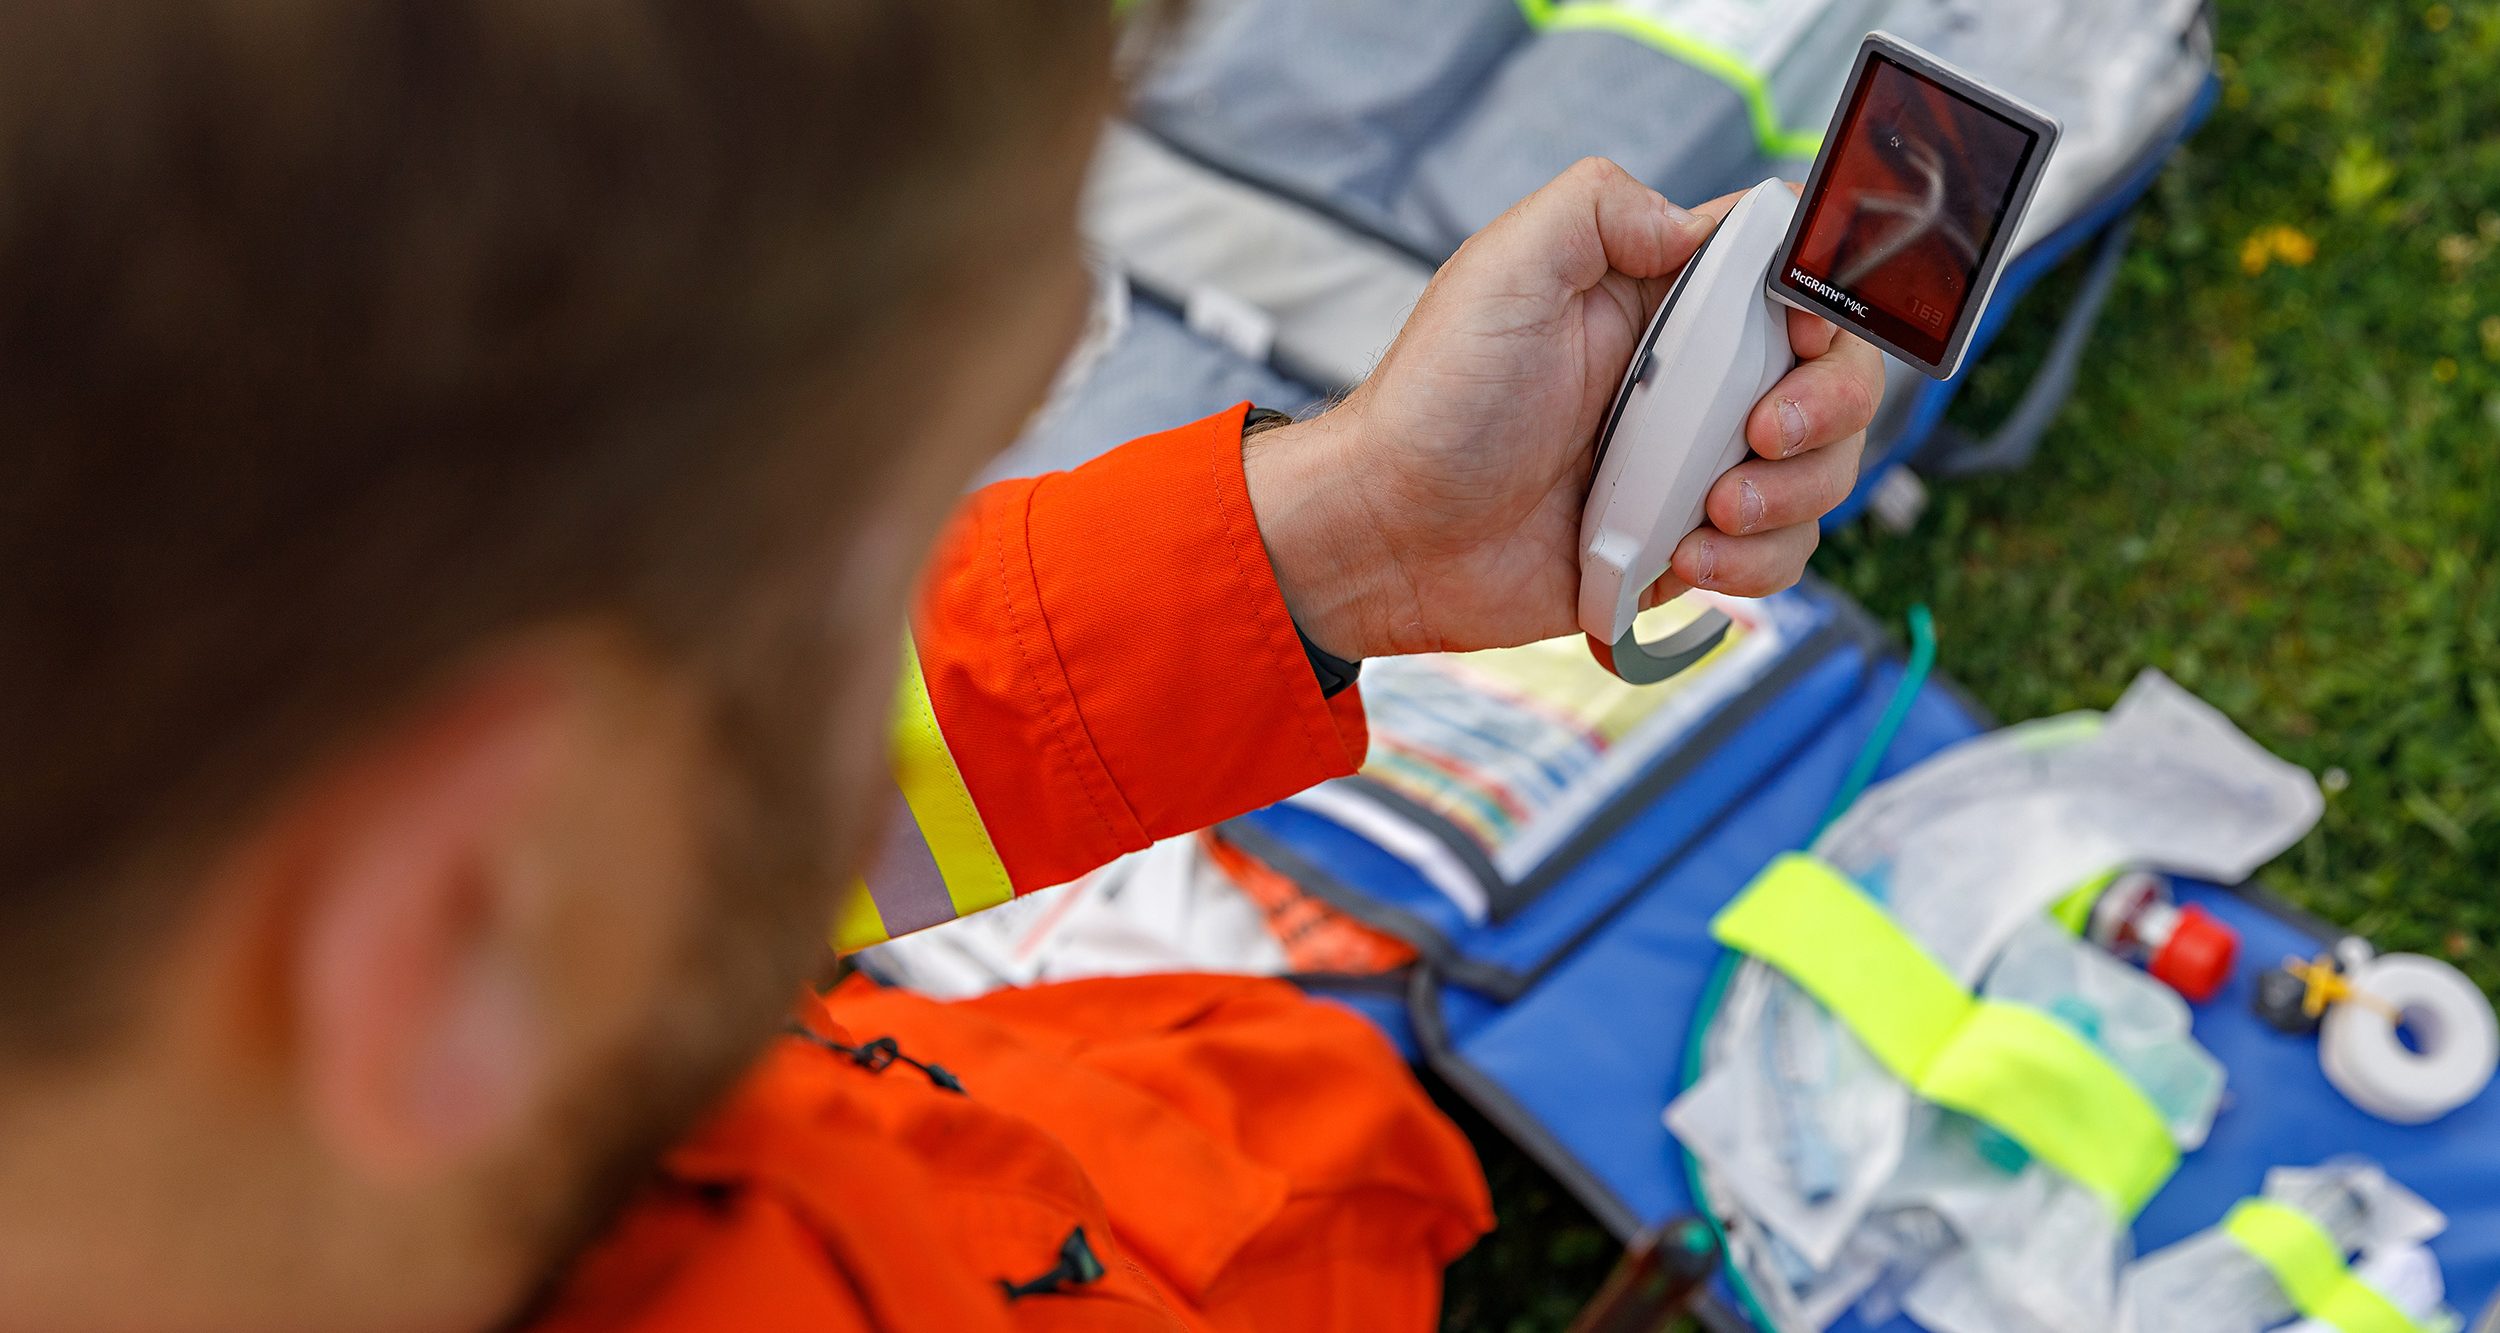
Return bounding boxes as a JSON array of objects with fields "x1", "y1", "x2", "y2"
[{"x1": 269, "y1": 661, "x2": 576, "y2": 1182}]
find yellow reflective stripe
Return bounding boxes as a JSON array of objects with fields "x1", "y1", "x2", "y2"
[
  {"x1": 831, "y1": 638, "x2": 1025, "y2": 955},
  {"x1": 890, "y1": 634, "x2": 1015, "y2": 921},
  {"x1": 2223, "y1": 1200, "x2": 2429, "y2": 1333},
  {"x1": 1713, "y1": 854, "x2": 2180, "y2": 1217},
  {"x1": 833, "y1": 880, "x2": 891, "y2": 955},
  {"x1": 1516, "y1": 0, "x2": 1826, "y2": 160}
]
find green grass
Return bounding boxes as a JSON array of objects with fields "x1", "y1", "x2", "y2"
[
  {"x1": 1445, "y1": 3, "x2": 2500, "y2": 1326},
  {"x1": 1830, "y1": 0, "x2": 2500, "y2": 984}
]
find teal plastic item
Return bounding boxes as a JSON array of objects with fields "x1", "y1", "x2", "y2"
[{"x1": 1818, "y1": 603, "x2": 1936, "y2": 832}]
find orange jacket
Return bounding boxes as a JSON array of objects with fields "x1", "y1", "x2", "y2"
[
  {"x1": 837, "y1": 404, "x2": 1371, "y2": 950},
  {"x1": 532, "y1": 409, "x2": 1491, "y2": 1333}
]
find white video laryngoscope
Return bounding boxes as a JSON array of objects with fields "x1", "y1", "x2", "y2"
[{"x1": 1578, "y1": 33, "x2": 2060, "y2": 682}]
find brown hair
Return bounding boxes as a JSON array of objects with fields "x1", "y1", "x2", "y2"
[{"x1": 0, "y1": 0, "x2": 1115, "y2": 1060}]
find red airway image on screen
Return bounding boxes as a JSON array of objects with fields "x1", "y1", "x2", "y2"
[{"x1": 1788, "y1": 56, "x2": 2037, "y2": 366}]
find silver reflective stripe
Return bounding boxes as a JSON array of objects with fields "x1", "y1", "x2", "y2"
[{"x1": 863, "y1": 787, "x2": 960, "y2": 937}]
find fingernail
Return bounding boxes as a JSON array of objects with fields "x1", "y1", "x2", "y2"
[
  {"x1": 1737, "y1": 478, "x2": 1765, "y2": 534},
  {"x1": 1777, "y1": 398, "x2": 1808, "y2": 455},
  {"x1": 1661, "y1": 196, "x2": 1697, "y2": 228},
  {"x1": 1693, "y1": 539, "x2": 1718, "y2": 589}
]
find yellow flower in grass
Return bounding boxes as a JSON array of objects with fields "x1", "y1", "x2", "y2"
[{"x1": 2240, "y1": 224, "x2": 2318, "y2": 276}]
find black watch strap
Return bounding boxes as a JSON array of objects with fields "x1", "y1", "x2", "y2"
[
  {"x1": 1241, "y1": 406, "x2": 1295, "y2": 438},
  {"x1": 1241, "y1": 406, "x2": 1364, "y2": 700},
  {"x1": 1296, "y1": 622, "x2": 1363, "y2": 700}
]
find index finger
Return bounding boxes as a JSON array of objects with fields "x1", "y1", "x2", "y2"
[
  {"x1": 1745, "y1": 328, "x2": 1883, "y2": 460},
  {"x1": 1785, "y1": 303, "x2": 1840, "y2": 361}
]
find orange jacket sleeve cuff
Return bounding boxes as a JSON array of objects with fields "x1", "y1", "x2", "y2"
[{"x1": 913, "y1": 404, "x2": 1368, "y2": 893}]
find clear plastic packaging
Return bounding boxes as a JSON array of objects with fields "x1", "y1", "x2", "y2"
[
  {"x1": 1669, "y1": 672, "x2": 2321, "y2": 1329},
  {"x1": 1887, "y1": 1131, "x2": 2130, "y2": 1333},
  {"x1": 1982, "y1": 917, "x2": 2225, "y2": 1151},
  {"x1": 2118, "y1": 1160, "x2": 2451, "y2": 1333},
  {"x1": 1669, "y1": 966, "x2": 1906, "y2": 1272}
]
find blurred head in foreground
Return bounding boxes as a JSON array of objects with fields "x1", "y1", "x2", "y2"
[{"x1": 0, "y1": 3, "x2": 1115, "y2": 1327}]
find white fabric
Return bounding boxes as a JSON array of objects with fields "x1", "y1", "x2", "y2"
[{"x1": 860, "y1": 838, "x2": 1287, "y2": 999}]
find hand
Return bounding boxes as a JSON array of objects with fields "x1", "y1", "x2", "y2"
[{"x1": 1245, "y1": 158, "x2": 1883, "y2": 661}]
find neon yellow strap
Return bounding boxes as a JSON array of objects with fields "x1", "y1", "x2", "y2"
[
  {"x1": 2222, "y1": 1200, "x2": 2429, "y2": 1333},
  {"x1": 834, "y1": 635, "x2": 1017, "y2": 952},
  {"x1": 1919, "y1": 1003, "x2": 2176, "y2": 1215},
  {"x1": 1712, "y1": 854, "x2": 2180, "y2": 1216},
  {"x1": 1714, "y1": 853, "x2": 1970, "y2": 1074},
  {"x1": 1514, "y1": 0, "x2": 1825, "y2": 159}
]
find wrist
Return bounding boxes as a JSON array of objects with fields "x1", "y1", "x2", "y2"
[{"x1": 1240, "y1": 406, "x2": 1410, "y2": 664}]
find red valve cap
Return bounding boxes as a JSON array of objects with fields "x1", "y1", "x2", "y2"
[{"x1": 2148, "y1": 903, "x2": 2239, "y2": 1004}]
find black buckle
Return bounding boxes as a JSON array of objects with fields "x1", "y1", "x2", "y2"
[
  {"x1": 999, "y1": 1227, "x2": 1107, "y2": 1302},
  {"x1": 786, "y1": 1028, "x2": 966, "y2": 1095}
]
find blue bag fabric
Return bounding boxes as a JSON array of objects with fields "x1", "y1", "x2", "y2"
[{"x1": 1228, "y1": 582, "x2": 2500, "y2": 1329}]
